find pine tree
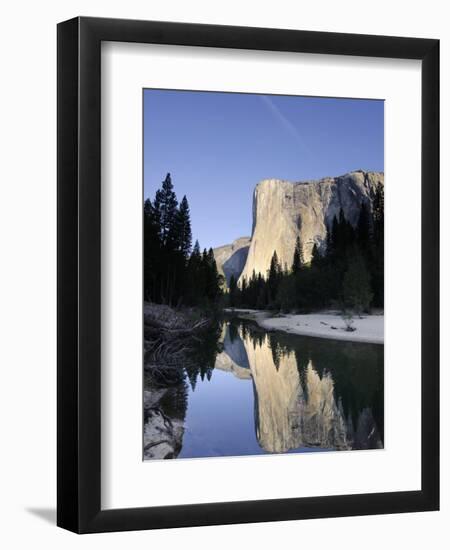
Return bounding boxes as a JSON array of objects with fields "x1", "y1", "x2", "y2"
[
  {"x1": 277, "y1": 274, "x2": 296, "y2": 313},
  {"x1": 154, "y1": 173, "x2": 178, "y2": 248},
  {"x1": 143, "y1": 198, "x2": 161, "y2": 301},
  {"x1": 201, "y1": 247, "x2": 210, "y2": 303},
  {"x1": 197, "y1": 248, "x2": 222, "y2": 304},
  {"x1": 241, "y1": 276, "x2": 248, "y2": 306},
  {"x1": 151, "y1": 174, "x2": 184, "y2": 305},
  {"x1": 144, "y1": 197, "x2": 158, "y2": 226},
  {"x1": 372, "y1": 184, "x2": 384, "y2": 246},
  {"x1": 269, "y1": 250, "x2": 280, "y2": 279},
  {"x1": 330, "y1": 214, "x2": 339, "y2": 255},
  {"x1": 371, "y1": 183, "x2": 384, "y2": 307},
  {"x1": 310, "y1": 243, "x2": 321, "y2": 266},
  {"x1": 228, "y1": 274, "x2": 237, "y2": 307},
  {"x1": 186, "y1": 365, "x2": 198, "y2": 391},
  {"x1": 326, "y1": 222, "x2": 333, "y2": 254},
  {"x1": 175, "y1": 195, "x2": 192, "y2": 257},
  {"x1": 206, "y1": 248, "x2": 221, "y2": 301},
  {"x1": 191, "y1": 239, "x2": 201, "y2": 258},
  {"x1": 357, "y1": 201, "x2": 371, "y2": 247},
  {"x1": 256, "y1": 273, "x2": 266, "y2": 309},
  {"x1": 343, "y1": 252, "x2": 373, "y2": 314},
  {"x1": 185, "y1": 240, "x2": 202, "y2": 305},
  {"x1": 338, "y1": 208, "x2": 350, "y2": 253},
  {"x1": 268, "y1": 250, "x2": 281, "y2": 304},
  {"x1": 292, "y1": 235, "x2": 303, "y2": 274}
]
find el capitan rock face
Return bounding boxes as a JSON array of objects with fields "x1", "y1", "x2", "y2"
[{"x1": 239, "y1": 170, "x2": 384, "y2": 283}]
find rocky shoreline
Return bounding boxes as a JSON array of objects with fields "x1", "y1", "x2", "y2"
[{"x1": 143, "y1": 302, "x2": 219, "y2": 459}]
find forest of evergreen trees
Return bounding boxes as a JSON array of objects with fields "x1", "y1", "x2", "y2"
[
  {"x1": 144, "y1": 173, "x2": 223, "y2": 307},
  {"x1": 228, "y1": 183, "x2": 384, "y2": 314}
]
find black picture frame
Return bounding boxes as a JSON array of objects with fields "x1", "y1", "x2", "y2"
[{"x1": 57, "y1": 16, "x2": 439, "y2": 533}]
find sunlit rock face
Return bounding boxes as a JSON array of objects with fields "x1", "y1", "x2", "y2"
[
  {"x1": 218, "y1": 326, "x2": 382, "y2": 454},
  {"x1": 239, "y1": 170, "x2": 384, "y2": 283},
  {"x1": 299, "y1": 365, "x2": 349, "y2": 451},
  {"x1": 213, "y1": 237, "x2": 251, "y2": 285},
  {"x1": 243, "y1": 334, "x2": 350, "y2": 453},
  {"x1": 244, "y1": 339, "x2": 305, "y2": 453}
]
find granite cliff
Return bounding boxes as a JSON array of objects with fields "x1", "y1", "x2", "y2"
[
  {"x1": 213, "y1": 236, "x2": 251, "y2": 284},
  {"x1": 239, "y1": 170, "x2": 384, "y2": 283}
]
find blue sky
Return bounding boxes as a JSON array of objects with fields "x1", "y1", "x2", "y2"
[{"x1": 143, "y1": 89, "x2": 384, "y2": 250}]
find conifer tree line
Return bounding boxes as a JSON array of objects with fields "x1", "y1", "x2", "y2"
[
  {"x1": 228, "y1": 183, "x2": 384, "y2": 313},
  {"x1": 144, "y1": 173, "x2": 223, "y2": 307}
]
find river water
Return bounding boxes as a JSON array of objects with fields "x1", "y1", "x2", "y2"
[{"x1": 144, "y1": 317, "x2": 384, "y2": 459}]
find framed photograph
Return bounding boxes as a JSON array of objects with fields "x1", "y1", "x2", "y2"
[{"x1": 57, "y1": 17, "x2": 439, "y2": 533}]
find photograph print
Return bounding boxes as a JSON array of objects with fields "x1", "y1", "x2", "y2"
[{"x1": 143, "y1": 89, "x2": 384, "y2": 460}]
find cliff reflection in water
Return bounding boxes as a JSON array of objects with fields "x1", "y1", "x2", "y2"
[
  {"x1": 217, "y1": 321, "x2": 383, "y2": 454},
  {"x1": 143, "y1": 318, "x2": 383, "y2": 459}
]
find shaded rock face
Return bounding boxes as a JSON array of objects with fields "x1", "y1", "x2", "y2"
[
  {"x1": 348, "y1": 407, "x2": 383, "y2": 450},
  {"x1": 213, "y1": 237, "x2": 251, "y2": 285},
  {"x1": 214, "y1": 323, "x2": 251, "y2": 379},
  {"x1": 239, "y1": 170, "x2": 384, "y2": 283},
  {"x1": 222, "y1": 322, "x2": 250, "y2": 369}
]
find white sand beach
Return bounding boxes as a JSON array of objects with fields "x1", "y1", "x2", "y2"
[{"x1": 225, "y1": 309, "x2": 384, "y2": 344}]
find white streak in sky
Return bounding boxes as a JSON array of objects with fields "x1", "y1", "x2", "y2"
[{"x1": 260, "y1": 95, "x2": 308, "y2": 152}]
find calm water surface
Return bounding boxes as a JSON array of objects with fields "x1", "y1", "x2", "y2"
[{"x1": 144, "y1": 317, "x2": 384, "y2": 459}]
